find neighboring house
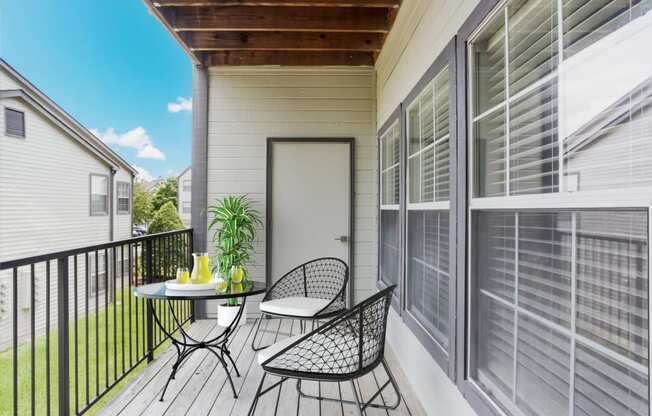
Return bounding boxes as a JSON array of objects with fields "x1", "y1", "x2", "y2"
[
  {"x1": 0, "y1": 59, "x2": 137, "y2": 348},
  {"x1": 142, "y1": 177, "x2": 164, "y2": 193},
  {"x1": 177, "y1": 166, "x2": 191, "y2": 226}
]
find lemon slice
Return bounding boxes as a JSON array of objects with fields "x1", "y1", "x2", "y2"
[{"x1": 217, "y1": 280, "x2": 228, "y2": 293}]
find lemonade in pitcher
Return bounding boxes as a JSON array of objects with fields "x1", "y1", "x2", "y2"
[{"x1": 190, "y1": 253, "x2": 212, "y2": 284}]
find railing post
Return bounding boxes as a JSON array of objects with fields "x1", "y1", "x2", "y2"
[
  {"x1": 57, "y1": 257, "x2": 70, "y2": 416},
  {"x1": 189, "y1": 231, "x2": 195, "y2": 323},
  {"x1": 145, "y1": 238, "x2": 154, "y2": 362}
]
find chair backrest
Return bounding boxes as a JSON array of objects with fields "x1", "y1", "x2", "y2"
[{"x1": 266, "y1": 257, "x2": 349, "y2": 303}]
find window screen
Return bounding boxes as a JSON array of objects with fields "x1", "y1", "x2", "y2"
[
  {"x1": 117, "y1": 182, "x2": 130, "y2": 214},
  {"x1": 380, "y1": 121, "x2": 401, "y2": 288},
  {"x1": 91, "y1": 175, "x2": 108, "y2": 215},
  {"x1": 5, "y1": 108, "x2": 25, "y2": 137}
]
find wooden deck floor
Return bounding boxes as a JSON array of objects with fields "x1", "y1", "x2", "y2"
[{"x1": 99, "y1": 318, "x2": 426, "y2": 416}]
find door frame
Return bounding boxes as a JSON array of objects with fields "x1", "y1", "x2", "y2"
[{"x1": 266, "y1": 137, "x2": 355, "y2": 306}]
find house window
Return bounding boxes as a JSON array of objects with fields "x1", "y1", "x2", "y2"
[
  {"x1": 5, "y1": 108, "x2": 25, "y2": 138},
  {"x1": 379, "y1": 120, "x2": 401, "y2": 290},
  {"x1": 117, "y1": 181, "x2": 131, "y2": 214},
  {"x1": 182, "y1": 201, "x2": 191, "y2": 214},
  {"x1": 90, "y1": 174, "x2": 109, "y2": 216},
  {"x1": 183, "y1": 180, "x2": 191, "y2": 192},
  {"x1": 405, "y1": 66, "x2": 451, "y2": 349},
  {"x1": 468, "y1": 1, "x2": 651, "y2": 416}
]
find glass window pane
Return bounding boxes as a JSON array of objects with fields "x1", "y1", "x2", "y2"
[
  {"x1": 516, "y1": 314, "x2": 571, "y2": 416},
  {"x1": 560, "y1": 1, "x2": 652, "y2": 193},
  {"x1": 475, "y1": 106, "x2": 507, "y2": 197},
  {"x1": 574, "y1": 342, "x2": 649, "y2": 416},
  {"x1": 420, "y1": 86, "x2": 434, "y2": 148},
  {"x1": 421, "y1": 146, "x2": 434, "y2": 202},
  {"x1": 435, "y1": 138, "x2": 449, "y2": 201},
  {"x1": 476, "y1": 211, "x2": 516, "y2": 303},
  {"x1": 510, "y1": 80, "x2": 559, "y2": 195},
  {"x1": 409, "y1": 154, "x2": 421, "y2": 204},
  {"x1": 473, "y1": 12, "x2": 507, "y2": 115},
  {"x1": 434, "y1": 69, "x2": 450, "y2": 140},
  {"x1": 475, "y1": 294, "x2": 515, "y2": 400},
  {"x1": 408, "y1": 104, "x2": 420, "y2": 156},
  {"x1": 380, "y1": 210, "x2": 400, "y2": 287},
  {"x1": 407, "y1": 210, "x2": 449, "y2": 347},
  {"x1": 508, "y1": 0, "x2": 558, "y2": 95},
  {"x1": 518, "y1": 212, "x2": 573, "y2": 328},
  {"x1": 575, "y1": 211, "x2": 649, "y2": 366}
]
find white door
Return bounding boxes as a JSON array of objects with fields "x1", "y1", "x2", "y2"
[{"x1": 269, "y1": 140, "x2": 351, "y2": 286}]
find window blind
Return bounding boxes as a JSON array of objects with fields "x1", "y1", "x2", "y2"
[
  {"x1": 474, "y1": 210, "x2": 648, "y2": 416},
  {"x1": 380, "y1": 122, "x2": 401, "y2": 288}
]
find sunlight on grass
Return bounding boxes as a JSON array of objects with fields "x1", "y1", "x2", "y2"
[{"x1": 0, "y1": 290, "x2": 188, "y2": 416}]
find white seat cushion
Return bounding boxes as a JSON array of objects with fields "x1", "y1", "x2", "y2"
[
  {"x1": 257, "y1": 334, "x2": 304, "y2": 365},
  {"x1": 259, "y1": 297, "x2": 330, "y2": 317}
]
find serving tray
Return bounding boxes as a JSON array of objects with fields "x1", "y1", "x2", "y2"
[{"x1": 165, "y1": 279, "x2": 218, "y2": 291}]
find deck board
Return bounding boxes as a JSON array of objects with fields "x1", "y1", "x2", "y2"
[{"x1": 99, "y1": 319, "x2": 426, "y2": 416}]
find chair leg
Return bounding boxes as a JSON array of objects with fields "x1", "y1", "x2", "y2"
[
  {"x1": 381, "y1": 358, "x2": 403, "y2": 410},
  {"x1": 349, "y1": 380, "x2": 365, "y2": 416},
  {"x1": 248, "y1": 372, "x2": 267, "y2": 416},
  {"x1": 251, "y1": 314, "x2": 268, "y2": 351}
]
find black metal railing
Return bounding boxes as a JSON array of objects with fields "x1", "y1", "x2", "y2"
[{"x1": 0, "y1": 228, "x2": 194, "y2": 416}]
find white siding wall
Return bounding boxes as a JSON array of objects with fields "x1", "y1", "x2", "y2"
[
  {"x1": 178, "y1": 168, "x2": 191, "y2": 227},
  {"x1": 205, "y1": 67, "x2": 377, "y2": 314},
  {"x1": 375, "y1": 0, "x2": 480, "y2": 415},
  {"x1": 0, "y1": 67, "x2": 134, "y2": 350}
]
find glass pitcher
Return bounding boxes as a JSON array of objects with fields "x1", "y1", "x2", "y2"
[{"x1": 190, "y1": 253, "x2": 212, "y2": 284}]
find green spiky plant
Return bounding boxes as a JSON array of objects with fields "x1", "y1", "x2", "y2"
[{"x1": 208, "y1": 195, "x2": 262, "y2": 306}]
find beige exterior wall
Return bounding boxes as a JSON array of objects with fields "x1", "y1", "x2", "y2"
[
  {"x1": 205, "y1": 67, "x2": 377, "y2": 313},
  {"x1": 374, "y1": 0, "x2": 480, "y2": 415}
]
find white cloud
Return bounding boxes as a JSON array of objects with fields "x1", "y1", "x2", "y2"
[
  {"x1": 92, "y1": 126, "x2": 166, "y2": 161},
  {"x1": 137, "y1": 144, "x2": 166, "y2": 161},
  {"x1": 134, "y1": 165, "x2": 154, "y2": 182},
  {"x1": 167, "y1": 97, "x2": 192, "y2": 113}
]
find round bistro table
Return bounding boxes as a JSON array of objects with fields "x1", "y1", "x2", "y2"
[{"x1": 134, "y1": 281, "x2": 266, "y2": 401}]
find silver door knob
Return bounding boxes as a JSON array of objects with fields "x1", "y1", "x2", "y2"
[{"x1": 334, "y1": 236, "x2": 348, "y2": 242}]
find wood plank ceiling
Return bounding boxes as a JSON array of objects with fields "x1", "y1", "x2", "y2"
[{"x1": 144, "y1": 0, "x2": 401, "y2": 66}]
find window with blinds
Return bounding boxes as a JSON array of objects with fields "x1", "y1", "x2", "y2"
[
  {"x1": 117, "y1": 182, "x2": 130, "y2": 214},
  {"x1": 5, "y1": 108, "x2": 25, "y2": 138},
  {"x1": 90, "y1": 175, "x2": 108, "y2": 216},
  {"x1": 380, "y1": 121, "x2": 401, "y2": 288},
  {"x1": 406, "y1": 66, "x2": 451, "y2": 348},
  {"x1": 469, "y1": 1, "x2": 651, "y2": 416}
]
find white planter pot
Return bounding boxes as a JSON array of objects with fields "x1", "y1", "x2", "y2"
[{"x1": 217, "y1": 303, "x2": 247, "y2": 327}]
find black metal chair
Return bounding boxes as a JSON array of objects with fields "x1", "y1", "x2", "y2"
[
  {"x1": 248, "y1": 286, "x2": 400, "y2": 416},
  {"x1": 251, "y1": 257, "x2": 349, "y2": 351}
]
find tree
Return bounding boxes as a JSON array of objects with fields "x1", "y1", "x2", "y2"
[
  {"x1": 133, "y1": 182, "x2": 153, "y2": 225},
  {"x1": 151, "y1": 177, "x2": 178, "y2": 212},
  {"x1": 148, "y1": 201, "x2": 184, "y2": 234}
]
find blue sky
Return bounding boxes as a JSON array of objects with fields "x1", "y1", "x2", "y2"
[{"x1": 1, "y1": 1, "x2": 193, "y2": 180}]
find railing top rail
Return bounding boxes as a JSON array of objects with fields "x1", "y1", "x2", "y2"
[{"x1": 0, "y1": 228, "x2": 193, "y2": 271}]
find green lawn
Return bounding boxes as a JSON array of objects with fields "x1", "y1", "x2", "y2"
[{"x1": 0, "y1": 289, "x2": 188, "y2": 416}]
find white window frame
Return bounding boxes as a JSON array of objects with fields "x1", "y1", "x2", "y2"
[
  {"x1": 465, "y1": 2, "x2": 652, "y2": 416},
  {"x1": 380, "y1": 120, "x2": 401, "y2": 211},
  {"x1": 90, "y1": 174, "x2": 109, "y2": 216},
  {"x1": 4, "y1": 107, "x2": 25, "y2": 138},
  {"x1": 116, "y1": 181, "x2": 131, "y2": 215}
]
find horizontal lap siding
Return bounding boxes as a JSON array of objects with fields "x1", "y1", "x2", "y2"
[
  {"x1": 0, "y1": 92, "x2": 116, "y2": 349},
  {"x1": 205, "y1": 68, "x2": 377, "y2": 314}
]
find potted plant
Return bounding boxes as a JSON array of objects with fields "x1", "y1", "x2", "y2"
[{"x1": 208, "y1": 195, "x2": 262, "y2": 327}]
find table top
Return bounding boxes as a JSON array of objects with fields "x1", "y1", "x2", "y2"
[{"x1": 133, "y1": 281, "x2": 267, "y2": 300}]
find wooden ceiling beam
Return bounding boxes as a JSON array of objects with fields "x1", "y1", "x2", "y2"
[
  {"x1": 187, "y1": 31, "x2": 384, "y2": 51},
  {"x1": 171, "y1": 6, "x2": 389, "y2": 32},
  {"x1": 204, "y1": 50, "x2": 374, "y2": 65},
  {"x1": 154, "y1": 0, "x2": 399, "y2": 7}
]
